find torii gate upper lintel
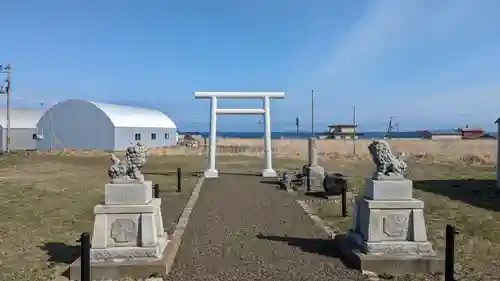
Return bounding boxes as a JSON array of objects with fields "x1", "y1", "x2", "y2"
[{"x1": 193, "y1": 92, "x2": 285, "y2": 178}]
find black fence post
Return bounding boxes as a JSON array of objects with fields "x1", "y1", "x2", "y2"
[
  {"x1": 77, "y1": 232, "x2": 91, "y2": 281},
  {"x1": 305, "y1": 166, "x2": 311, "y2": 192},
  {"x1": 341, "y1": 185, "x2": 348, "y2": 217},
  {"x1": 153, "y1": 183, "x2": 160, "y2": 198},
  {"x1": 177, "y1": 167, "x2": 182, "y2": 192},
  {"x1": 445, "y1": 224, "x2": 458, "y2": 281}
]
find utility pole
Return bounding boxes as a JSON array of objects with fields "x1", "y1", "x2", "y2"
[
  {"x1": 0, "y1": 64, "x2": 11, "y2": 153},
  {"x1": 386, "y1": 116, "x2": 395, "y2": 140},
  {"x1": 311, "y1": 90, "x2": 315, "y2": 138},
  {"x1": 295, "y1": 116, "x2": 300, "y2": 137},
  {"x1": 352, "y1": 105, "x2": 356, "y2": 155},
  {"x1": 39, "y1": 101, "x2": 44, "y2": 138},
  {"x1": 49, "y1": 106, "x2": 54, "y2": 150}
]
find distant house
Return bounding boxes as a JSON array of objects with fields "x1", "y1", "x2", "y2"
[
  {"x1": 318, "y1": 124, "x2": 363, "y2": 140},
  {"x1": 417, "y1": 126, "x2": 486, "y2": 140},
  {"x1": 417, "y1": 130, "x2": 462, "y2": 140},
  {"x1": 456, "y1": 127, "x2": 485, "y2": 139}
]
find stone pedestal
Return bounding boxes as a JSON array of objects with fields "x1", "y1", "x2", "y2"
[
  {"x1": 338, "y1": 178, "x2": 444, "y2": 275},
  {"x1": 70, "y1": 181, "x2": 169, "y2": 281},
  {"x1": 104, "y1": 181, "x2": 153, "y2": 205},
  {"x1": 204, "y1": 168, "x2": 219, "y2": 178},
  {"x1": 262, "y1": 168, "x2": 278, "y2": 178}
]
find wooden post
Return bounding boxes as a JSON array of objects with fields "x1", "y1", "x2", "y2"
[
  {"x1": 78, "y1": 232, "x2": 91, "y2": 281},
  {"x1": 341, "y1": 185, "x2": 347, "y2": 217},
  {"x1": 153, "y1": 183, "x2": 160, "y2": 198},
  {"x1": 177, "y1": 167, "x2": 182, "y2": 192},
  {"x1": 445, "y1": 225, "x2": 458, "y2": 281}
]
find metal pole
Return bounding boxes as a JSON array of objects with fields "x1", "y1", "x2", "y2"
[
  {"x1": 296, "y1": 117, "x2": 299, "y2": 137},
  {"x1": 49, "y1": 108, "x2": 53, "y2": 150},
  {"x1": 5, "y1": 64, "x2": 11, "y2": 153},
  {"x1": 311, "y1": 90, "x2": 315, "y2": 138},
  {"x1": 352, "y1": 105, "x2": 356, "y2": 155}
]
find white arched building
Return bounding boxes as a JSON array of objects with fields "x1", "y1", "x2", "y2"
[
  {"x1": 0, "y1": 108, "x2": 44, "y2": 152},
  {"x1": 36, "y1": 99, "x2": 178, "y2": 150}
]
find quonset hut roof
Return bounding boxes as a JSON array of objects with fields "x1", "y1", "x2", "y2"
[
  {"x1": 89, "y1": 100, "x2": 177, "y2": 128},
  {"x1": 49, "y1": 99, "x2": 177, "y2": 128},
  {"x1": 0, "y1": 108, "x2": 44, "y2": 128}
]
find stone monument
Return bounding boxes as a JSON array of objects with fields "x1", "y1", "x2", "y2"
[
  {"x1": 70, "y1": 143, "x2": 169, "y2": 280},
  {"x1": 307, "y1": 137, "x2": 326, "y2": 190},
  {"x1": 337, "y1": 140, "x2": 444, "y2": 275}
]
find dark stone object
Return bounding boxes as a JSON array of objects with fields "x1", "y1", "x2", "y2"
[{"x1": 323, "y1": 173, "x2": 347, "y2": 195}]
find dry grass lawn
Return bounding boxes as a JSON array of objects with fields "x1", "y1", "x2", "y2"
[
  {"x1": 0, "y1": 152, "x2": 498, "y2": 281},
  {"x1": 206, "y1": 138, "x2": 498, "y2": 165},
  {"x1": 309, "y1": 158, "x2": 500, "y2": 281},
  {"x1": 0, "y1": 154, "x2": 204, "y2": 281}
]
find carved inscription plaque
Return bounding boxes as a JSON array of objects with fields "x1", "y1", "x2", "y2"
[
  {"x1": 110, "y1": 219, "x2": 137, "y2": 243},
  {"x1": 382, "y1": 214, "x2": 409, "y2": 238}
]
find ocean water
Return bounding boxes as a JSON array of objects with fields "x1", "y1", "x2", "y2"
[{"x1": 188, "y1": 131, "x2": 423, "y2": 139}]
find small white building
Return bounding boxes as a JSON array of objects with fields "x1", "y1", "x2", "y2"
[
  {"x1": 0, "y1": 108, "x2": 45, "y2": 152},
  {"x1": 36, "y1": 99, "x2": 178, "y2": 150}
]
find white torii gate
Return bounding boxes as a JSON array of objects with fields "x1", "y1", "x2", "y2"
[{"x1": 194, "y1": 92, "x2": 285, "y2": 178}]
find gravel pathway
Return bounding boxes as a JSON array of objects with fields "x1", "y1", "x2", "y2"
[{"x1": 165, "y1": 175, "x2": 367, "y2": 281}]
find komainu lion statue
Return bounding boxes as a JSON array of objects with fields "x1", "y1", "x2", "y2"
[
  {"x1": 368, "y1": 140, "x2": 407, "y2": 180},
  {"x1": 108, "y1": 142, "x2": 148, "y2": 183}
]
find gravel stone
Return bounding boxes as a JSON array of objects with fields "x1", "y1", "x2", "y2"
[{"x1": 165, "y1": 175, "x2": 367, "y2": 281}]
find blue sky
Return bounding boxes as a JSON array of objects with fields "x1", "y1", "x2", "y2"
[{"x1": 1, "y1": 0, "x2": 499, "y2": 132}]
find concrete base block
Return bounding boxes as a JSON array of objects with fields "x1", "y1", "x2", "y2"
[
  {"x1": 204, "y1": 169, "x2": 218, "y2": 178},
  {"x1": 105, "y1": 181, "x2": 153, "y2": 205},
  {"x1": 341, "y1": 178, "x2": 443, "y2": 275},
  {"x1": 352, "y1": 196, "x2": 429, "y2": 243},
  {"x1": 262, "y1": 168, "x2": 277, "y2": 178},
  {"x1": 364, "y1": 178, "x2": 413, "y2": 200},
  {"x1": 348, "y1": 231, "x2": 435, "y2": 256},
  {"x1": 336, "y1": 234, "x2": 444, "y2": 275},
  {"x1": 90, "y1": 235, "x2": 169, "y2": 261},
  {"x1": 90, "y1": 199, "x2": 166, "y2": 254},
  {"x1": 69, "y1": 241, "x2": 171, "y2": 281}
]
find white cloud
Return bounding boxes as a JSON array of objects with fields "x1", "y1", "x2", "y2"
[
  {"x1": 323, "y1": 0, "x2": 496, "y2": 80},
  {"x1": 306, "y1": 0, "x2": 500, "y2": 130},
  {"x1": 324, "y1": 1, "x2": 420, "y2": 78}
]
